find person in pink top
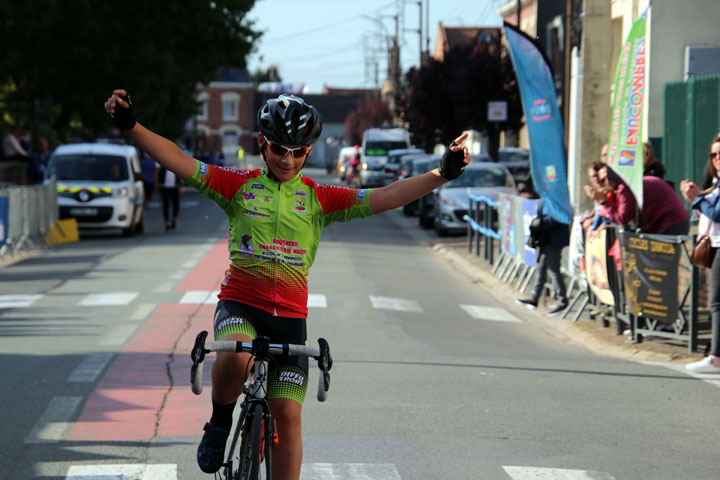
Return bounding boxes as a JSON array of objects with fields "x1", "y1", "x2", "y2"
[{"x1": 592, "y1": 165, "x2": 689, "y2": 235}]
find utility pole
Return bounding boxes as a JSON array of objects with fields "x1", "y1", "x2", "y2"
[
  {"x1": 418, "y1": 0, "x2": 423, "y2": 65},
  {"x1": 425, "y1": 0, "x2": 430, "y2": 57}
]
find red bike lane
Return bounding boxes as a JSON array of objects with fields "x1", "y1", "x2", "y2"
[{"x1": 68, "y1": 240, "x2": 228, "y2": 441}]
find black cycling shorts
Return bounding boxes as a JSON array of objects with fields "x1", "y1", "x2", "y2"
[{"x1": 213, "y1": 300, "x2": 309, "y2": 406}]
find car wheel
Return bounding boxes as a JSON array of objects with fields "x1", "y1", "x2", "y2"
[
  {"x1": 434, "y1": 217, "x2": 447, "y2": 237},
  {"x1": 420, "y1": 213, "x2": 434, "y2": 229},
  {"x1": 134, "y1": 213, "x2": 144, "y2": 234}
]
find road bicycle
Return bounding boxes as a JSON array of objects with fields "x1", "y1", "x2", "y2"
[{"x1": 190, "y1": 331, "x2": 332, "y2": 480}]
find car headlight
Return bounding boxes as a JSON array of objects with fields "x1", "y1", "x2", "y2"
[
  {"x1": 362, "y1": 162, "x2": 369, "y2": 170},
  {"x1": 113, "y1": 187, "x2": 129, "y2": 198}
]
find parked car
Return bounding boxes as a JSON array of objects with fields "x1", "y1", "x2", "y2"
[
  {"x1": 396, "y1": 153, "x2": 432, "y2": 182},
  {"x1": 434, "y1": 161, "x2": 515, "y2": 236},
  {"x1": 46, "y1": 142, "x2": 145, "y2": 236},
  {"x1": 386, "y1": 148, "x2": 425, "y2": 184},
  {"x1": 498, "y1": 147, "x2": 530, "y2": 183},
  {"x1": 402, "y1": 156, "x2": 441, "y2": 216},
  {"x1": 359, "y1": 127, "x2": 410, "y2": 187},
  {"x1": 416, "y1": 154, "x2": 444, "y2": 228}
]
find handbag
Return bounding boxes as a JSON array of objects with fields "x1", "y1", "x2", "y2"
[{"x1": 690, "y1": 223, "x2": 714, "y2": 268}]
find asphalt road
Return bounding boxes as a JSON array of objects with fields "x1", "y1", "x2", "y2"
[{"x1": 1, "y1": 167, "x2": 718, "y2": 480}]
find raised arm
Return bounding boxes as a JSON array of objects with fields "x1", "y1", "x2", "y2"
[
  {"x1": 369, "y1": 132, "x2": 470, "y2": 214},
  {"x1": 104, "y1": 89, "x2": 196, "y2": 180}
]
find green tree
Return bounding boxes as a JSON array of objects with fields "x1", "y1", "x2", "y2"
[
  {"x1": 344, "y1": 98, "x2": 392, "y2": 146},
  {"x1": 0, "y1": 0, "x2": 261, "y2": 139},
  {"x1": 252, "y1": 65, "x2": 282, "y2": 89},
  {"x1": 401, "y1": 43, "x2": 522, "y2": 152}
]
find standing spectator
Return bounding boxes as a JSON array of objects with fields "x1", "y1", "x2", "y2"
[
  {"x1": 642, "y1": 142, "x2": 666, "y2": 179},
  {"x1": 28, "y1": 137, "x2": 51, "y2": 183},
  {"x1": 681, "y1": 134, "x2": 720, "y2": 373},
  {"x1": 591, "y1": 166, "x2": 689, "y2": 235},
  {"x1": 155, "y1": 162, "x2": 183, "y2": 231},
  {"x1": 139, "y1": 152, "x2": 156, "y2": 209},
  {"x1": 517, "y1": 199, "x2": 571, "y2": 315},
  {"x1": 2, "y1": 126, "x2": 29, "y2": 161}
]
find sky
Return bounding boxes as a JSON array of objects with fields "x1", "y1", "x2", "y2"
[{"x1": 246, "y1": 0, "x2": 505, "y2": 93}]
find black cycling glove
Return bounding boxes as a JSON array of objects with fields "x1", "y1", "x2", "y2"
[
  {"x1": 111, "y1": 93, "x2": 136, "y2": 131},
  {"x1": 438, "y1": 142, "x2": 466, "y2": 181}
]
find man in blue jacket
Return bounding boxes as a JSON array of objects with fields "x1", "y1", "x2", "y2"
[{"x1": 517, "y1": 199, "x2": 570, "y2": 315}]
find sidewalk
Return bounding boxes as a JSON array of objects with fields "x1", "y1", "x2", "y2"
[{"x1": 433, "y1": 238, "x2": 707, "y2": 367}]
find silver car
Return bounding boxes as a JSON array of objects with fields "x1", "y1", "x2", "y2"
[{"x1": 434, "y1": 162, "x2": 515, "y2": 236}]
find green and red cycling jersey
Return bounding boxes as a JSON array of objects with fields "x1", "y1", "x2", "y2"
[{"x1": 185, "y1": 161, "x2": 374, "y2": 317}]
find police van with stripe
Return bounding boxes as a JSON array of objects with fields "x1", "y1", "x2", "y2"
[{"x1": 47, "y1": 142, "x2": 145, "y2": 236}]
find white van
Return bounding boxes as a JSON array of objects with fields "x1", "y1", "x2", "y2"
[
  {"x1": 47, "y1": 143, "x2": 145, "y2": 236},
  {"x1": 360, "y1": 127, "x2": 410, "y2": 187}
]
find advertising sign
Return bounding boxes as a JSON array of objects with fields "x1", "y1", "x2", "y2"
[
  {"x1": 585, "y1": 229, "x2": 615, "y2": 306},
  {"x1": 620, "y1": 231, "x2": 680, "y2": 321},
  {"x1": 607, "y1": 14, "x2": 647, "y2": 207},
  {"x1": 504, "y1": 22, "x2": 573, "y2": 225}
]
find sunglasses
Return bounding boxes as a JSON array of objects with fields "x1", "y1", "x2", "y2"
[
  {"x1": 266, "y1": 138, "x2": 310, "y2": 158},
  {"x1": 710, "y1": 152, "x2": 720, "y2": 160}
]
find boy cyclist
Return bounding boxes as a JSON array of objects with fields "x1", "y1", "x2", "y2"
[{"x1": 105, "y1": 89, "x2": 470, "y2": 480}]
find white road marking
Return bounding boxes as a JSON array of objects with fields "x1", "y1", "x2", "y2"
[
  {"x1": 67, "y1": 353, "x2": 114, "y2": 383},
  {"x1": 78, "y1": 292, "x2": 138, "y2": 306},
  {"x1": 503, "y1": 466, "x2": 616, "y2": 479},
  {"x1": 182, "y1": 259, "x2": 197, "y2": 268},
  {"x1": 308, "y1": 294, "x2": 328, "y2": 308},
  {"x1": 179, "y1": 290, "x2": 219, "y2": 304},
  {"x1": 0, "y1": 294, "x2": 43, "y2": 308},
  {"x1": 370, "y1": 295, "x2": 423, "y2": 313},
  {"x1": 168, "y1": 269, "x2": 187, "y2": 280},
  {"x1": 460, "y1": 305, "x2": 522, "y2": 323},
  {"x1": 300, "y1": 463, "x2": 401, "y2": 479},
  {"x1": 129, "y1": 303, "x2": 156, "y2": 321},
  {"x1": 65, "y1": 464, "x2": 177, "y2": 479},
  {"x1": 154, "y1": 282, "x2": 175, "y2": 293},
  {"x1": 99, "y1": 324, "x2": 139, "y2": 346},
  {"x1": 26, "y1": 396, "x2": 82, "y2": 443}
]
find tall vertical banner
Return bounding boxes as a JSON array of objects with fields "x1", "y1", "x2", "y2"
[
  {"x1": 504, "y1": 22, "x2": 573, "y2": 225},
  {"x1": 607, "y1": 13, "x2": 647, "y2": 207}
]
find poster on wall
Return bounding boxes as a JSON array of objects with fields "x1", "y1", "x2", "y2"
[
  {"x1": 619, "y1": 231, "x2": 680, "y2": 321},
  {"x1": 585, "y1": 229, "x2": 615, "y2": 306}
]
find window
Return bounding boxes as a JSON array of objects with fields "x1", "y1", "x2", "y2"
[
  {"x1": 196, "y1": 92, "x2": 208, "y2": 121},
  {"x1": 221, "y1": 93, "x2": 240, "y2": 121},
  {"x1": 223, "y1": 130, "x2": 238, "y2": 149}
]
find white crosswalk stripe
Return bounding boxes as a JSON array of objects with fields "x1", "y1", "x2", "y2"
[
  {"x1": 26, "y1": 396, "x2": 82, "y2": 443},
  {"x1": 98, "y1": 324, "x2": 140, "y2": 346},
  {"x1": 179, "y1": 290, "x2": 219, "y2": 304},
  {"x1": 370, "y1": 295, "x2": 423, "y2": 313},
  {"x1": 308, "y1": 293, "x2": 328, "y2": 308},
  {"x1": 65, "y1": 464, "x2": 177, "y2": 479},
  {"x1": 0, "y1": 294, "x2": 43, "y2": 308},
  {"x1": 67, "y1": 352, "x2": 114, "y2": 383},
  {"x1": 300, "y1": 463, "x2": 401, "y2": 479},
  {"x1": 78, "y1": 292, "x2": 138, "y2": 306},
  {"x1": 503, "y1": 466, "x2": 617, "y2": 479},
  {"x1": 460, "y1": 305, "x2": 522, "y2": 323}
]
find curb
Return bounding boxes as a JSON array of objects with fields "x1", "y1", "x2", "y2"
[{"x1": 433, "y1": 243, "x2": 696, "y2": 366}]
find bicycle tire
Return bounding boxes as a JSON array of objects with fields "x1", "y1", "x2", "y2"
[{"x1": 236, "y1": 403, "x2": 263, "y2": 480}]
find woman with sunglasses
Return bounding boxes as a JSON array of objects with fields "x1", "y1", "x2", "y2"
[
  {"x1": 681, "y1": 134, "x2": 720, "y2": 373},
  {"x1": 105, "y1": 89, "x2": 470, "y2": 480}
]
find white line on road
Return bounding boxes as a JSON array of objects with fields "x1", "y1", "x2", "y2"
[
  {"x1": 67, "y1": 353, "x2": 114, "y2": 383},
  {"x1": 370, "y1": 295, "x2": 423, "y2": 313},
  {"x1": 460, "y1": 305, "x2": 522, "y2": 323},
  {"x1": 129, "y1": 303, "x2": 156, "y2": 321},
  {"x1": 308, "y1": 294, "x2": 328, "y2": 308},
  {"x1": 99, "y1": 324, "x2": 140, "y2": 346},
  {"x1": 78, "y1": 292, "x2": 138, "y2": 306},
  {"x1": 0, "y1": 294, "x2": 44, "y2": 308},
  {"x1": 179, "y1": 290, "x2": 219, "y2": 304},
  {"x1": 300, "y1": 463, "x2": 401, "y2": 479},
  {"x1": 503, "y1": 466, "x2": 616, "y2": 479},
  {"x1": 154, "y1": 282, "x2": 175, "y2": 293},
  {"x1": 65, "y1": 464, "x2": 177, "y2": 479},
  {"x1": 26, "y1": 396, "x2": 82, "y2": 443}
]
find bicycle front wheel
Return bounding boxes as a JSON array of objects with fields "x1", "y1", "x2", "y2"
[{"x1": 236, "y1": 403, "x2": 264, "y2": 480}]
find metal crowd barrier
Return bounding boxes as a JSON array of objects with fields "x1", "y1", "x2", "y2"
[
  {"x1": 0, "y1": 180, "x2": 58, "y2": 260},
  {"x1": 463, "y1": 192, "x2": 500, "y2": 264}
]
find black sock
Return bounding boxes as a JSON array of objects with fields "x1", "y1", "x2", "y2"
[{"x1": 210, "y1": 397, "x2": 236, "y2": 429}]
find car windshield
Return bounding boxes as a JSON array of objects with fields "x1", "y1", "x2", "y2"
[
  {"x1": 445, "y1": 166, "x2": 512, "y2": 188},
  {"x1": 413, "y1": 159, "x2": 440, "y2": 175},
  {"x1": 365, "y1": 141, "x2": 409, "y2": 156},
  {"x1": 498, "y1": 150, "x2": 529, "y2": 163},
  {"x1": 48, "y1": 154, "x2": 129, "y2": 181}
]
